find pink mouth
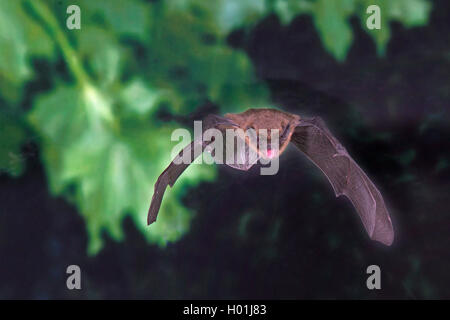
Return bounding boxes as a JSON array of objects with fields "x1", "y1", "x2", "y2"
[{"x1": 266, "y1": 148, "x2": 274, "y2": 158}]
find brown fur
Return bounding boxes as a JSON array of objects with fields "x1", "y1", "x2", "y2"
[{"x1": 224, "y1": 108, "x2": 301, "y2": 158}]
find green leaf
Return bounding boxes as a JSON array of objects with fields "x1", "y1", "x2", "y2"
[
  {"x1": 360, "y1": 0, "x2": 432, "y2": 55},
  {"x1": 29, "y1": 84, "x2": 216, "y2": 254},
  {"x1": 119, "y1": 78, "x2": 162, "y2": 116},
  {"x1": 0, "y1": 0, "x2": 54, "y2": 102},
  {"x1": 272, "y1": 0, "x2": 313, "y2": 25},
  {"x1": 77, "y1": 26, "x2": 123, "y2": 87},
  {"x1": 388, "y1": 0, "x2": 431, "y2": 27},
  {"x1": 312, "y1": 0, "x2": 355, "y2": 62},
  {"x1": 0, "y1": 111, "x2": 27, "y2": 177},
  {"x1": 213, "y1": 0, "x2": 267, "y2": 33},
  {"x1": 146, "y1": 3, "x2": 270, "y2": 114},
  {"x1": 78, "y1": 0, "x2": 152, "y2": 41}
]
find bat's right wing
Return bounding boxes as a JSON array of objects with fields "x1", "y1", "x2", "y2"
[{"x1": 290, "y1": 117, "x2": 394, "y2": 245}]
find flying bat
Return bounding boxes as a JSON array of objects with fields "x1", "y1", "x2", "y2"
[{"x1": 147, "y1": 108, "x2": 394, "y2": 245}]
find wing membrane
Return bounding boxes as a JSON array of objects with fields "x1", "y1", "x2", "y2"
[{"x1": 291, "y1": 117, "x2": 394, "y2": 245}]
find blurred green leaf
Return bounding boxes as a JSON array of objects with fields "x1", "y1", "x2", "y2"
[
  {"x1": 272, "y1": 0, "x2": 313, "y2": 24},
  {"x1": 120, "y1": 78, "x2": 162, "y2": 116},
  {"x1": 0, "y1": 0, "x2": 54, "y2": 102},
  {"x1": 146, "y1": 2, "x2": 269, "y2": 114},
  {"x1": 29, "y1": 83, "x2": 217, "y2": 254},
  {"x1": 78, "y1": 0, "x2": 152, "y2": 40},
  {"x1": 312, "y1": 0, "x2": 354, "y2": 62},
  {"x1": 360, "y1": 0, "x2": 432, "y2": 55},
  {"x1": 0, "y1": 112, "x2": 27, "y2": 176},
  {"x1": 388, "y1": 0, "x2": 431, "y2": 27},
  {"x1": 310, "y1": 0, "x2": 431, "y2": 59},
  {"x1": 77, "y1": 26, "x2": 122, "y2": 87}
]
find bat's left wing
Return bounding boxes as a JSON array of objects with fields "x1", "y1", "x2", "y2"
[
  {"x1": 290, "y1": 117, "x2": 394, "y2": 245},
  {"x1": 147, "y1": 115, "x2": 237, "y2": 225}
]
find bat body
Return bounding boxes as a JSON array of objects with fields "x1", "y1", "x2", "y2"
[{"x1": 147, "y1": 108, "x2": 394, "y2": 246}]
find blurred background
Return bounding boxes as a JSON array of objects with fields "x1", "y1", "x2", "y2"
[{"x1": 0, "y1": 0, "x2": 449, "y2": 299}]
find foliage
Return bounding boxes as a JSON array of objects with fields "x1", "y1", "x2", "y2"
[
  {"x1": 0, "y1": 112, "x2": 27, "y2": 176},
  {"x1": 0, "y1": 0, "x2": 432, "y2": 254},
  {"x1": 206, "y1": 0, "x2": 431, "y2": 60},
  {"x1": 1, "y1": 0, "x2": 269, "y2": 254}
]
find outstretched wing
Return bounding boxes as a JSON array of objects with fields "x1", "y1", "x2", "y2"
[
  {"x1": 148, "y1": 115, "x2": 243, "y2": 225},
  {"x1": 290, "y1": 117, "x2": 394, "y2": 245}
]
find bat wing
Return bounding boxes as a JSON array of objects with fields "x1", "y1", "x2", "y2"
[
  {"x1": 290, "y1": 117, "x2": 394, "y2": 245},
  {"x1": 147, "y1": 114, "x2": 252, "y2": 225},
  {"x1": 218, "y1": 127, "x2": 260, "y2": 171}
]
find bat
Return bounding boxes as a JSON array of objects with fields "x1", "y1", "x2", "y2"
[{"x1": 147, "y1": 108, "x2": 394, "y2": 246}]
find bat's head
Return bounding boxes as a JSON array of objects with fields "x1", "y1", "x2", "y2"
[
  {"x1": 252, "y1": 123, "x2": 297, "y2": 160},
  {"x1": 225, "y1": 109, "x2": 300, "y2": 160}
]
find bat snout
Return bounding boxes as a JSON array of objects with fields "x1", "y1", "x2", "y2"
[{"x1": 260, "y1": 146, "x2": 279, "y2": 159}]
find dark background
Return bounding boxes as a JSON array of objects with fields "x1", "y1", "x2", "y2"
[{"x1": 0, "y1": 0, "x2": 449, "y2": 299}]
